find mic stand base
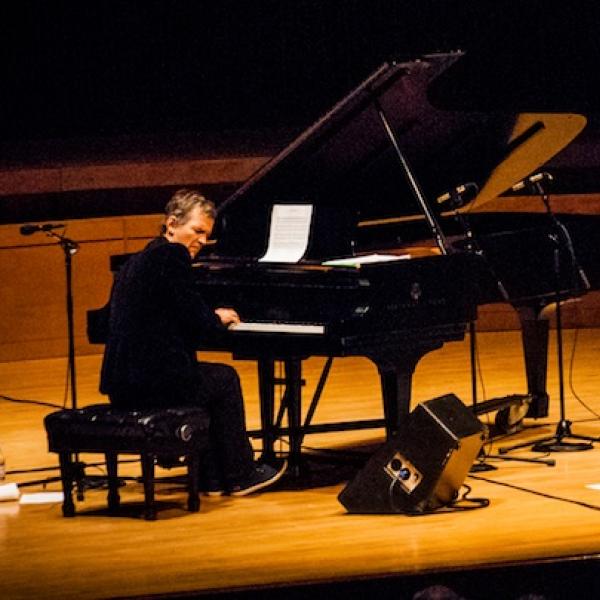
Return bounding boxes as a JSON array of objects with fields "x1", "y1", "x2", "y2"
[
  {"x1": 499, "y1": 419, "x2": 599, "y2": 454},
  {"x1": 532, "y1": 440, "x2": 592, "y2": 453},
  {"x1": 530, "y1": 419, "x2": 597, "y2": 453},
  {"x1": 470, "y1": 461, "x2": 497, "y2": 473},
  {"x1": 71, "y1": 460, "x2": 117, "y2": 498},
  {"x1": 485, "y1": 453, "x2": 555, "y2": 466},
  {"x1": 472, "y1": 448, "x2": 555, "y2": 471}
]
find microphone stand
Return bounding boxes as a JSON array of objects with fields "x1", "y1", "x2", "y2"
[
  {"x1": 29, "y1": 228, "x2": 108, "y2": 496},
  {"x1": 52, "y1": 231, "x2": 79, "y2": 413},
  {"x1": 39, "y1": 230, "x2": 84, "y2": 497},
  {"x1": 441, "y1": 188, "x2": 554, "y2": 470},
  {"x1": 499, "y1": 180, "x2": 599, "y2": 453}
]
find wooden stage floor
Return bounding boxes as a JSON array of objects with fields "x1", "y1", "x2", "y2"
[{"x1": 2, "y1": 329, "x2": 600, "y2": 599}]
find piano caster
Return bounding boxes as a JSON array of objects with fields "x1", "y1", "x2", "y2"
[
  {"x1": 495, "y1": 408, "x2": 524, "y2": 436},
  {"x1": 525, "y1": 393, "x2": 549, "y2": 419},
  {"x1": 495, "y1": 395, "x2": 532, "y2": 435}
]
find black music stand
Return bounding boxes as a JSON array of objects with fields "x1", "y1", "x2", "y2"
[{"x1": 499, "y1": 178, "x2": 599, "y2": 454}]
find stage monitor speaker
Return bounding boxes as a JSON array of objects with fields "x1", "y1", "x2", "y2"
[{"x1": 338, "y1": 394, "x2": 485, "y2": 514}]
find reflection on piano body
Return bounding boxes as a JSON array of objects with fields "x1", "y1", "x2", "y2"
[{"x1": 93, "y1": 52, "x2": 593, "y2": 469}]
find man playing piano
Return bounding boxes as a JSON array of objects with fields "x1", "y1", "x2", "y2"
[{"x1": 99, "y1": 188, "x2": 287, "y2": 495}]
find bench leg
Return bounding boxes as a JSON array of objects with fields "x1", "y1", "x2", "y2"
[
  {"x1": 186, "y1": 452, "x2": 201, "y2": 513},
  {"x1": 140, "y1": 453, "x2": 157, "y2": 520},
  {"x1": 73, "y1": 455, "x2": 86, "y2": 502},
  {"x1": 58, "y1": 452, "x2": 76, "y2": 517},
  {"x1": 105, "y1": 452, "x2": 120, "y2": 514}
]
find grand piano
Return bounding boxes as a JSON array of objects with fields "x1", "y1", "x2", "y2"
[
  {"x1": 95, "y1": 51, "x2": 593, "y2": 469},
  {"x1": 190, "y1": 51, "x2": 594, "y2": 466}
]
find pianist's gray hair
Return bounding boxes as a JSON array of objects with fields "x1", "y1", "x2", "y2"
[{"x1": 163, "y1": 189, "x2": 216, "y2": 232}]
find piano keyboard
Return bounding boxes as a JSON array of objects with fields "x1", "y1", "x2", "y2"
[{"x1": 230, "y1": 321, "x2": 325, "y2": 335}]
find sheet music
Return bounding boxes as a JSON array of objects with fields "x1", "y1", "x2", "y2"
[
  {"x1": 259, "y1": 204, "x2": 313, "y2": 263},
  {"x1": 322, "y1": 253, "x2": 410, "y2": 268}
]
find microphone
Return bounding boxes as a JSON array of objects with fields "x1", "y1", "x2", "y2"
[
  {"x1": 436, "y1": 182, "x2": 479, "y2": 205},
  {"x1": 19, "y1": 223, "x2": 65, "y2": 235},
  {"x1": 511, "y1": 172, "x2": 554, "y2": 192}
]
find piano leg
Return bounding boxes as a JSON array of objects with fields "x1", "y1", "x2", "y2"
[
  {"x1": 256, "y1": 357, "x2": 304, "y2": 475},
  {"x1": 284, "y1": 359, "x2": 303, "y2": 476},
  {"x1": 366, "y1": 350, "x2": 428, "y2": 439},
  {"x1": 253, "y1": 339, "x2": 452, "y2": 471},
  {"x1": 257, "y1": 359, "x2": 277, "y2": 463},
  {"x1": 517, "y1": 306, "x2": 550, "y2": 418}
]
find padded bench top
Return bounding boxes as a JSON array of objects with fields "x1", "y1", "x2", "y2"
[{"x1": 45, "y1": 404, "x2": 210, "y2": 453}]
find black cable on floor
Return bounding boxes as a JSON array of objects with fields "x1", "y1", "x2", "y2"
[
  {"x1": 0, "y1": 393, "x2": 62, "y2": 409},
  {"x1": 469, "y1": 473, "x2": 600, "y2": 511}
]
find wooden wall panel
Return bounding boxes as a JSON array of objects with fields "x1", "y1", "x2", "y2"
[
  {"x1": 0, "y1": 216, "x2": 162, "y2": 362},
  {"x1": 0, "y1": 156, "x2": 269, "y2": 196}
]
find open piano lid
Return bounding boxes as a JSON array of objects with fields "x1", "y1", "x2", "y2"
[{"x1": 214, "y1": 52, "x2": 586, "y2": 260}]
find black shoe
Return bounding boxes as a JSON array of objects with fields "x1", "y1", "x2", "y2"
[
  {"x1": 229, "y1": 460, "x2": 288, "y2": 497},
  {"x1": 199, "y1": 479, "x2": 225, "y2": 497},
  {"x1": 156, "y1": 455, "x2": 185, "y2": 469}
]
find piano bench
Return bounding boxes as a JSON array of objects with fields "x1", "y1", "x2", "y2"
[{"x1": 44, "y1": 404, "x2": 210, "y2": 520}]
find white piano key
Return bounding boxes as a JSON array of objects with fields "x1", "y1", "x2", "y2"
[{"x1": 230, "y1": 322, "x2": 325, "y2": 335}]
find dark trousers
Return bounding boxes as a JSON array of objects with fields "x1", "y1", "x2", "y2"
[
  {"x1": 109, "y1": 362, "x2": 255, "y2": 485},
  {"x1": 194, "y1": 362, "x2": 255, "y2": 485}
]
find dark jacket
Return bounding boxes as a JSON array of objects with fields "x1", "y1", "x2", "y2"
[{"x1": 100, "y1": 237, "x2": 225, "y2": 406}]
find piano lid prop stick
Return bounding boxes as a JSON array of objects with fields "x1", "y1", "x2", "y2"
[{"x1": 374, "y1": 100, "x2": 449, "y2": 255}]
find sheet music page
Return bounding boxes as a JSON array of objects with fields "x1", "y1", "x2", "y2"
[
  {"x1": 322, "y1": 254, "x2": 410, "y2": 268},
  {"x1": 259, "y1": 204, "x2": 313, "y2": 263}
]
